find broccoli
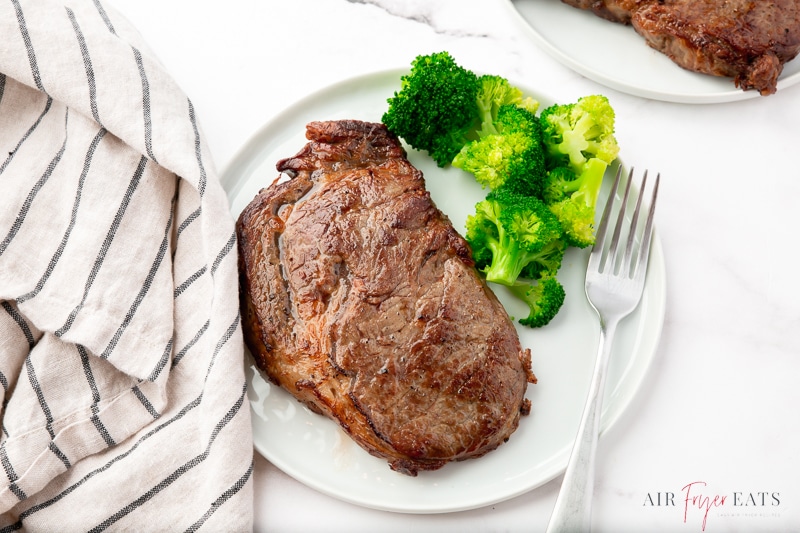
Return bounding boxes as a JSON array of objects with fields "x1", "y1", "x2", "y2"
[
  {"x1": 539, "y1": 94, "x2": 619, "y2": 172},
  {"x1": 539, "y1": 95, "x2": 619, "y2": 249},
  {"x1": 519, "y1": 237, "x2": 567, "y2": 280},
  {"x1": 474, "y1": 74, "x2": 539, "y2": 138},
  {"x1": 544, "y1": 157, "x2": 608, "y2": 248},
  {"x1": 542, "y1": 165, "x2": 577, "y2": 205},
  {"x1": 382, "y1": 51, "x2": 480, "y2": 167},
  {"x1": 452, "y1": 103, "x2": 546, "y2": 197},
  {"x1": 509, "y1": 273, "x2": 566, "y2": 328},
  {"x1": 465, "y1": 188, "x2": 563, "y2": 286},
  {"x1": 382, "y1": 52, "x2": 541, "y2": 169}
]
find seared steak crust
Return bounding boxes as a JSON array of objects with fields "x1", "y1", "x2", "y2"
[
  {"x1": 560, "y1": 0, "x2": 647, "y2": 24},
  {"x1": 237, "y1": 120, "x2": 535, "y2": 475},
  {"x1": 561, "y1": 0, "x2": 800, "y2": 95}
]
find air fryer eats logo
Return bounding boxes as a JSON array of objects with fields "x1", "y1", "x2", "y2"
[{"x1": 643, "y1": 481, "x2": 781, "y2": 531}]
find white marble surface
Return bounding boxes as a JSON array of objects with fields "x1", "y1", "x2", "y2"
[{"x1": 109, "y1": 0, "x2": 800, "y2": 531}]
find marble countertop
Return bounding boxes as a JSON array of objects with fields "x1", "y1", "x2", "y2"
[{"x1": 109, "y1": 0, "x2": 800, "y2": 531}]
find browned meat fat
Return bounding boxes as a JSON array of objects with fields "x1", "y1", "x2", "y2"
[
  {"x1": 561, "y1": 0, "x2": 800, "y2": 95},
  {"x1": 236, "y1": 120, "x2": 535, "y2": 475}
]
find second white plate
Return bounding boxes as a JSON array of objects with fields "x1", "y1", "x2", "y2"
[{"x1": 506, "y1": 0, "x2": 800, "y2": 103}]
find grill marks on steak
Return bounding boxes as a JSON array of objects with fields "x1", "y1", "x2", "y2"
[
  {"x1": 561, "y1": 0, "x2": 800, "y2": 95},
  {"x1": 237, "y1": 120, "x2": 535, "y2": 475}
]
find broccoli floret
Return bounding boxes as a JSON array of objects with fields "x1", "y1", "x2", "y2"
[
  {"x1": 465, "y1": 189, "x2": 563, "y2": 286},
  {"x1": 539, "y1": 94, "x2": 619, "y2": 249},
  {"x1": 545, "y1": 158, "x2": 608, "y2": 248},
  {"x1": 542, "y1": 166, "x2": 577, "y2": 205},
  {"x1": 382, "y1": 51, "x2": 480, "y2": 167},
  {"x1": 509, "y1": 273, "x2": 566, "y2": 328},
  {"x1": 539, "y1": 95, "x2": 619, "y2": 172},
  {"x1": 452, "y1": 104, "x2": 546, "y2": 196},
  {"x1": 519, "y1": 237, "x2": 567, "y2": 280},
  {"x1": 475, "y1": 75, "x2": 539, "y2": 138}
]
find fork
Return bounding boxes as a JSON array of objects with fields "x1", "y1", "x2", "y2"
[{"x1": 545, "y1": 166, "x2": 660, "y2": 533}]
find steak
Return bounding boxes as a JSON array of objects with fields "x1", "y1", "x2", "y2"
[
  {"x1": 560, "y1": 0, "x2": 646, "y2": 24},
  {"x1": 561, "y1": 0, "x2": 800, "y2": 95},
  {"x1": 236, "y1": 120, "x2": 535, "y2": 475}
]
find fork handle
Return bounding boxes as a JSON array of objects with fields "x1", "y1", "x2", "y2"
[{"x1": 545, "y1": 318, "x2": 620, "y2": 533}]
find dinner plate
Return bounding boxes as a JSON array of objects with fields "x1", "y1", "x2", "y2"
[
  {"x1": 506, "y1": 0, "x2": 800, "y2": 104},
  {"x1": 222, "y1": 69, "x2": 667, "y2": 513}
]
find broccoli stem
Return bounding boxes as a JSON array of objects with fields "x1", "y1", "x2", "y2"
[
  {"x1": 574, "y1": 158, "x2": 607, "y2": 208},
  {"x1": 562, "y1": 157, "x2": 607, "y2": 207},
  {"x1": 484, "y1": 232, "x2": 530, "y2": 286}
]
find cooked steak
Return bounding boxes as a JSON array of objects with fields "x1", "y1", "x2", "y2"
[
  {"x1": 561, "y1": 0, "x2": 800, "y2": 95},
  {"x1": 237, "y1": 120, "x2": 535, "y2": 476},
  {"x1": 560, "y1": 0, "x2": 646, "y2": 24}
]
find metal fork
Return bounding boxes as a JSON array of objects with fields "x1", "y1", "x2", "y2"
[{"x1": 545, "y1": 167, "x2": 660, "y2": 533}]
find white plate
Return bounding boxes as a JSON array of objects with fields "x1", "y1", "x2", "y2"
[
  {"x1": 222, "y1": 69, "x2": 667, "y2": 513},
  {"x1": 506, "y1": 0, "x2": 800, "y2": 104}
]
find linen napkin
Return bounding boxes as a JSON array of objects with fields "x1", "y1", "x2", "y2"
[{"x1": 0, "y1": 0, "x2": 253, "y2": 530}]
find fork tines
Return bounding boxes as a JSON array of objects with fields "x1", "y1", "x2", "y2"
[{"x1": 590, "y1": 166, "x2": 660, "y2": 280}]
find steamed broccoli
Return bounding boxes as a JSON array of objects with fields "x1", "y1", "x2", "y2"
[
  {"x1": 382, "y1": 52, "x2": 542, "y2": 169},
  {"x1": 542, "y1": 165, "x2": 577, "y2": 205},
  {"x1": 465, "y1": 189, "x2": 563, "y2": 286},
  {"x1": 474, "y1": 74, "x2": 539, "y2": 138},
  {"x1": 509, "y1": 273, "x2": 566, "y2": 328},
  {"x1": 519, "y1": 237, "x2": 567, "y2": 280},
  {"x1": 539, "y1": 95, "x2": 619, "y2": 249},
  {"x1": 544, "y1": 156, "x2": 608, "y2": 248},
  {"x1": 382, "y1": 51, "x2": 480, "y2": 167},
  {"x1": 539, "y1": 95, "x2": 619, "y2": 172},
  {"x1": 452, "y1": 104, "x2": 546, "y2": 196}
]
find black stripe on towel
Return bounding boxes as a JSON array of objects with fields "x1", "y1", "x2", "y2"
[
  {"x1": 184, "y1": 461, "x2": 254, "y2": 533},
  {"x1": 131, "y1": 385, "x2": 160, "y2": 419},
  {"x1": 1, "y1": 301, "x2": 35, "y2": 349},
  {"x1": 77, "y1": 345, "x2": 116, "y2": 447},
  {"x1": 131, "y1": 46, "x2": 157, "y2": 163},
  {"x1": 175, "y1": 206, "x2": 201, "y2": 240},
  {"x1": 10, "y1": 0, "x2": 45, "y2": 93},
  {"x1": 25, "y1": 358, "x2": 55, "y2": 440},
  {"x1": 0, "y1": 445, "x2": 27, "y2": 502},
  {"x1": 66, "y1": 7, "x2": 102, "y2": 125},
  {"x1": 171, "y1": 320, "x2": 209, "y2": 369},
  {"x1": 210, "y1": 231, "x2": 236, "y2": 277},
  {"x1": 187, "y1": 99, "x2": 207, "y2": 197},
  {"x1": 91, "y1": 415, "x2": 116, "y2": 448},
  {"x1": 77, "y1": 345, "x2": 101, "y2": 407},
  {"x1": 205, "y1": 314, "x2": 240, "y2": 382},
  {"x1": 173, "y1": 265, "x2": 207, "y2": 298},
  {"x1": 91, "y1": 0, "x2": 116, "y2": 35},
  {"x1": 100, "y1": 190, "x2": 177, "y2": 360},
  {"x1": 0, "y1": 97, "x2": 53, "y2": 176},
  {"x1": 147, "y1": 338, "x2": 174, "y2": 383},
  {"x1": 49, "y1": 441, "x2": 71, "y2": 470}
]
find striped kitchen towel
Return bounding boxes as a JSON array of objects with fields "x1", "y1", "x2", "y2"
[{"x1": 0, "y1": 0, "x2": 253, "y2": 531}]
